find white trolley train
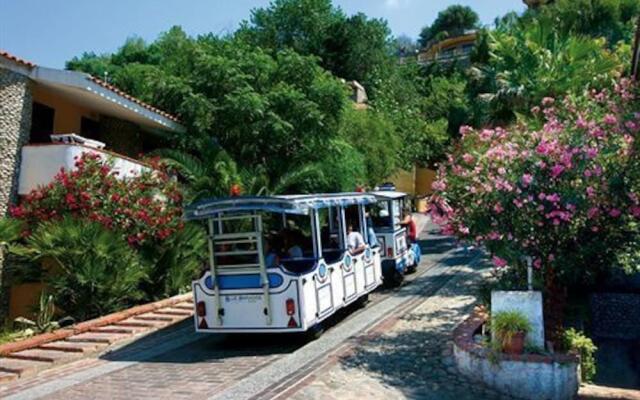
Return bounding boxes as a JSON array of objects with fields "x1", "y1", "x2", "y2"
[{"x1": 185, "y1": 193, "x2": 383, "y2": 334}]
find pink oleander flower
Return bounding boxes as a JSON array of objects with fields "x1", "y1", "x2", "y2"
[
  {"x1": 585, "y1": 147, "x2": 598, "y2": 159},
  {"x1": 576, "y1": 116, "x2": 588, "y2": 129},
  {"x1": 521, "y1": 173, "x2": 533, "y2": 187},
  {"x1": 542, "y1": 97, "x2": 555, "y2": 107},
  {"x1": 536, "y1": 141, "x2": 550, "y2": 155},
  {"x1": 546, "y1": 193, "x2": 561, "y2": 203},
  {"x1": 432, "y1": 180, "x2": 447, "y2": 191},
  {"x1": 587, "y1": 207, "x2": 599, "y2": 219},
  {"x1": 459, "y1": 125, "x2": 473, "y2": 136},
  {"x1": 462, "y1": 153, "x2": 474, "y2": 164},
  {"x1": 533, "y1": 258, "x2": 542, "y2": 269},
  {"x1": 492, "y1": 256, "x2": 508, "y2": 268},
  {"x1": 488, "y1": 231, "x2": 501, "y2": 240},
  {"x1": 493, "y1": 203, "x2": 504, "y2": 214},
  {"x1": 550, "y1": 164, "x2": 565, "y2": 178},
  {"x1": 603, "y1": 114, "x2": 618, "y2": 125},
  {"x1": 609, "y1": 208, "x2": 621, "y2": 218}
]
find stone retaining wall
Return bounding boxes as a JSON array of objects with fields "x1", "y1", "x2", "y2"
[
  {"x1": 453, "y1": 308, "x2": 579, "y2": 400},
  {"x1": 0, "y1": 68, "x2": 32, "y2": 319}
]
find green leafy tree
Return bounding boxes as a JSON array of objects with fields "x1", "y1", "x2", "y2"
[
  {"x1": 340, "y1": 108, "x2": 399, "y2": 186},
  {"x1": 419, "y1": 5, "x2": 479, "y2": 47},
  {"x1": 237, "y1": 0, "x2": 393, "y2": 88},
  {"x1": 534, "y1": 0, "x2": 640, "y2": 45}
]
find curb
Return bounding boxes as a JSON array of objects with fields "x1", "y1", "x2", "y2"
[
  {"x1": 0, "y1": 292, "x2": 194, "y2": 383},
  {"x1": 0, "y1": 293, "x2": 193, "y2": 356}
]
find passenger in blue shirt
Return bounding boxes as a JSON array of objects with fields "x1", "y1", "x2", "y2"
[{"x1": 366, "y1": 214, "x2": 379, "y2": 248}]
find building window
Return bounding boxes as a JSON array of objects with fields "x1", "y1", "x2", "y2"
[
  {"x1": 81, "y1": 117, "x2": 101, "y2": 141},
  {"x1": 30, "y1": 102, "x2": 55, "y2": 143}
]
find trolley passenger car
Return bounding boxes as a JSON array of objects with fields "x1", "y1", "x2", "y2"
[{"x1": 185, "y1": 193, "x2": 382, "y2": 334}]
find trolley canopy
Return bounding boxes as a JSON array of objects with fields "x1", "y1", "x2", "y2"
[
  {"x1": 185, "y1": 193, "x2": 377, "y2": 220},
  {"x1": 369, "y1": 191, "x2": 408, "y2": 200}
]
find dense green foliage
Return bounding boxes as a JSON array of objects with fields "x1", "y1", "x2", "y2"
[
  {"x1": 418, "y1": 5, "x2": 479, "y2": 47},
  {"x1": 469, "y1": 20, "x2": 626, "y2": 126},
  {"x1": 562, "y1": 328, "x2": 598, "y2": 382},
  {"x1": 16, "y1": 218, "x2": 146, "y2": 321},
  {"x1": 532, "y1": 0, "x2": 640, "y2": 45}
]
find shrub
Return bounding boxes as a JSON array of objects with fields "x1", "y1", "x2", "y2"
[
  {"x1": 16, "y1": 217, "x2": 146, "y2": 321},
  {"x1": 492, "y1": 310, "x2": 532, "y2": 349},
  {"x1": 10, "y1": 152, "x2": 184, "y2": 246},
  {"x1": 430, "y1": 78, "x2": 640, "y2": 288},
  {"x1": 562, "y1": 328, "x2": 597, "y2": 382},
  {"x1": 138, "y1": 222, "x2": 207, "y2": 299}
]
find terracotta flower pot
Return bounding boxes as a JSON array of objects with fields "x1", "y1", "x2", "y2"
[{"x1": 503, "y1": 331, "x2": 526, "y2": 355}]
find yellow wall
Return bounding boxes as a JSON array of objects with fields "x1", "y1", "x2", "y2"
[
  {"x1": 388, "y1": 167, "x2": 415, "y2": 195},
  {"x1": 10, "y1": 282, "x2": 44, "y2": 319},
  {"x1": 416, "y1": 167, "x2": 436, "y2": 196},
  {"x1": 32, "y1": 85, "x2": 97, "y2": 134}
]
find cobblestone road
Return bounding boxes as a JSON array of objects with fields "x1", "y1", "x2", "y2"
[
  {"x1": 286, "y1": 247, "x2": 511, "y2": 400},
  {"x1": 1, "y1": 220, "x2": 503, "y2": 400}
]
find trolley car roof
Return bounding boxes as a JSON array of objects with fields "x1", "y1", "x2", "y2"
[
  {"x1": 369, "y1": 191, "x2": 408, "y2": 200},
  {"x1": 185, "y1": 193, "x2": 377, "y2": 219}
]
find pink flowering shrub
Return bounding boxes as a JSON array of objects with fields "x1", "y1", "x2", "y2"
[
  {"x1": 430, "y1": 79, "x2": 640, "y2": 287},
  {"x1": 10, "y1": 152, "x2": 184, "y2": 246}
]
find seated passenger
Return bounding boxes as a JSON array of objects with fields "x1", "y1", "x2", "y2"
[
  {"x1": 366, "y1": 213, "x2": 379, "y2": 248},
  {"x1": 288, "y1": 244, "x2": 304, "y2": 258},
  {"x1": 401, "y1": 212, "x2": 417, "y2": 243},
  {"x1": 347, "y1": 223, "x2": 366, "y2": 255},
  {"x1": 284, "y1": 232, "x2": 304, "y2": 258},
  {"x1": 264, "y1": 240, "x2": 279, "y2": 267}
]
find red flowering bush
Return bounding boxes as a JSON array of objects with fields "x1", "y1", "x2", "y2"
[
  {"x1": 430, "y1": 78, "x2": 640, "y2": 288},
  {"x1": 10, "y1": 152, "x2": 184, "y2": 246}
]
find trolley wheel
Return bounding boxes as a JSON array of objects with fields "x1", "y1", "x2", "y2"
[
  {"x1": 384, "y1": 270, "x2": 404, "y2": 288},
  {"x1": 305, "y1": 323, "x2": 324, "y2": 341},
  {"x1": 356, "y1": 293, "x2": 370, "y2": 308},
  {"x1": 406, "y1": 263, "x2": 417, "y2": 274}
]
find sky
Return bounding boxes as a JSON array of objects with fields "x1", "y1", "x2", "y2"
[{"x1": 0, "y1": 0, "x2": 526, "y2": 68}]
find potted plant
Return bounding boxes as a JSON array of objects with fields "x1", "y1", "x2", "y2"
[{"x1": 492, "y1": 310, "x2": 532, "y2": 354}]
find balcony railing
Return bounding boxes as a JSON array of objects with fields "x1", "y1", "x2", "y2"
[{"x1": 18, "y1": 135, "x2": 149, "y2": 195}]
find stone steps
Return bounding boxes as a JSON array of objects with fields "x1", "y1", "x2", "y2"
[
  {"x1": 5, "y1": 348, "x2": 80, "y2": 363},
  {"x1": 0, "y1": 293, "x2": 194, "y2": 384},
  {"x1": 0, "y1": 357, "x2": 52, "y2": 377},
  {"x1": 39, "y1": 340, "x2": 108, "y2": 354},
  {"x1": 65, "y1": 332, "x2": 131, "y2": 344}
]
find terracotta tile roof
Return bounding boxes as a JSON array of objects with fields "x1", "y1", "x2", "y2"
[
  {"x1": 87, "y1": 76, "x2": 180, "y2": 122},
  {"x1": 0, "y1": 50, "x2": 36, "y2": 68},
  {"x1": 1, "y1": 49, "x2": 180, "y2": 124}
]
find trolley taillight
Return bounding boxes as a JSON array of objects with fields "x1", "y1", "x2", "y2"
[
  {"x1": 285, "y1": 298, "x2": 296, "y2": 316},
  {"x1": 196, "y1": 301, "x2": 206, "y2": 317},
  {"x1": 387, "y1": 247, "x2": 393, "y2": 257}
]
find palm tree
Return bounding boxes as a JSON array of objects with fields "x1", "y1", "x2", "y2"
[
  {"x1": 16, "y1": 217, "x2": 146, "y2": 321},
  {"x1": 157, "y1": 141, "x2": 326, "y2": 201},
  {"x1": 470, "y1": 19, "x2": 622, "y2": 124},
  {"x1": 0, "y1": 218, "x2": 23, "y2": 261},
  {"x1": 154, "y1": 140, "x2": 241, "y2": 202}
]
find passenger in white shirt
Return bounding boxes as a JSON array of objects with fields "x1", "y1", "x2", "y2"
[{"x1": 347, "y1": 223, "x2": 366, "y2": 255}]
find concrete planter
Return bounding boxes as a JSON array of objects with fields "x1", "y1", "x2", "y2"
[{"x1": 453, "y1": 308, "x2": 579, "y2": 400}]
